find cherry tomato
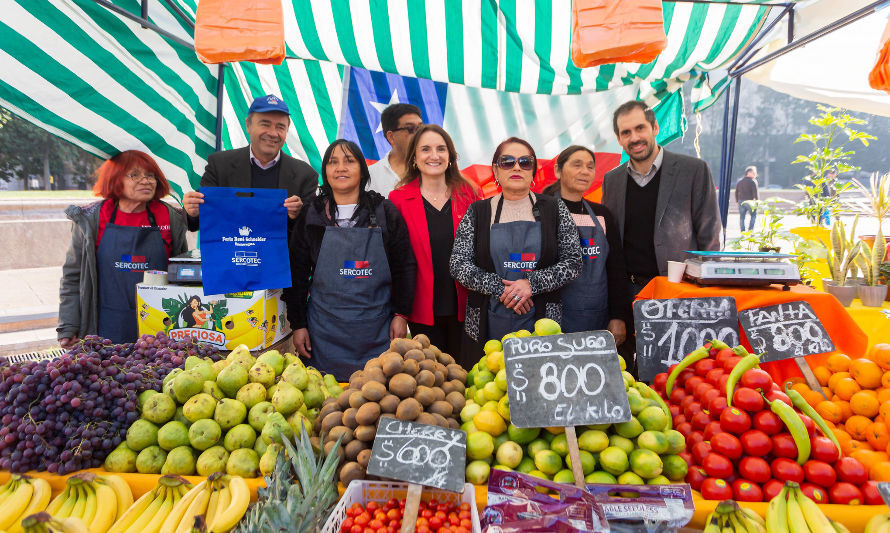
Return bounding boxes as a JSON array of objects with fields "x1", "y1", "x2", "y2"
[
  {"x1": 349, "y1": 526, "x2": 362, "y2": 533},
  {"x1": 753, "y1": 411, "x2": 783, "y2": 435},
  {"x1": 771, "y1": 457, "x2": 805, "y2": 483},
  {"x1": 686, "y1": 467, "x2": 708, "y2": 491},
  {"x1": 719, "y1": 407, "x2": 752, "y2": 435},
  {"x1": 355, "y1": 514, "x2": 371, "y2": 526},
  {"x1": 653, "y1": 373, "x2": 668, "y2": 392},
  {"x1": 701, "y1": 478, "x2": 734, "y2": 500},
  {"x1": 710, "y1": 432, "x2": 743, "y2": 459},
  {"x1": 340, "y1": 517, "x2": 355, "y2": 532},
  {"x1": 732, "y1": 479, "x2": 764, "y2": 502},
  {"x1": 705, "y1": 368, "x2": 726, "y2": 387},
  {"x1": 718, "y1": 374, "x2": 732, "y2": 393},
  {"x1": 386, "y1": 509, "x2": 401, "y2": 521},
  {"x1": 368, "y1": 519, "x2": 384, "y2": 530},
  {"x1": 801, "y1": 483, "x2": 830, "y2": 504},
  {"x1": 703, "y1": 453, "x2": 734, "y2": 478},
  {"x1": 740, "y1": 368, "x2": 773, "y2": 390},
  {"x1": 829, "y1": 482, "x2": 863, "y2": 505},
  {"x1": 740, "y1": 429, "x2": 772, "y2": 457},
  {"x1": 671, "y1": 406, "x2": 683, "y2": 420},
  {"x1": 691, "y1": 441, "x2": 712, "y2": 465},
  {"x1": 681, "y1": 395, "x2": 697, "y2": 411},
  {"x1": 715, "y1": 347, "x2": 734, "y2": 361},
  {"x1": 678, "y1": 452, "x2": 694, "y2": 468},
  {"x1": 809, "y1": 435, "x2": 839, "y2": 463},
  {"x1": 708, "y1": 396, "x2": 728, "y2": 420},
  {"x1": 687, "y1": 431, "x2": 705, "y2": 447},
  {"x1": 732, "y1": 387, "x2": 765, "y2": 412},
  {"x1": 863, "y1": 481, "x2": 884, "y2": 505},
  {"x1": 762, "y1": 479, "x2": 784, "y2": 501},
  {"x1": 703, "y1": 421, "x2": 723, "y2": 441},
  {"x1": 685, "y1": 376, "x2": 705, "y2": 395},
  {"x1": 695, "y1": 359, "x2": 718, "y2": 377},
  {"x1": 691, "y1": 411, "x2": 712, "y2": 431},
  {"x1": 701, "y1": 388, "x2": 722, "y2": 410},
  {"x1": 803, "y1": 460, "x2": 837, "y2": 488},
  {"x1": 675, "y1": 422, "x2": 693, "y2": 438},
  {"x1": 765, "y1": 389, "x2": 792, "y2": 406},
  {"x1": 835, "y1": 457, "x2": 868, "y2": 484},
  {"x1": 367, "y1": 502, "x2": 380, "y2": 512},
  {"x1": 770, "y1": 433, "x2": 799, "y2": 459},
  {"x1": 738, "y1": 456, "x2": 771, "y2": 483},
  {"x1": 429, "y1": 517, "x2": 442, "y2": 529},
  {"x1": 798, "y1": 414, "x2": 816, "y2": 439},
  {"x1": 684, "y1": 401, "x2": 703, "y2": 420}
]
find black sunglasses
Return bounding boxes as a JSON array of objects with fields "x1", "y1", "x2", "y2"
[
  {"x1": 496, "y1": 155, "x2": 536, "y2": 171},
  {"x1": 392, "y1": 124, "x2": 422, "y2": 134}
]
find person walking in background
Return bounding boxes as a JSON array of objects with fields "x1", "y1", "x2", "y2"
[
  {"x1": 368, "y1": 103, "x2": 424, "y2": 197},
  {"x1": 389, "y1": 125, "x2": 482, "y2": 367},
  {"x1": 736, "y1": 165, "x2": 759, "y2": 231}
]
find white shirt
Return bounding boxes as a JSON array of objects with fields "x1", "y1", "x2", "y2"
[
  {"x1": 368, "y1": 151, "x2": 402, "y2": 197},
  {"x1": 627, "y1": 145, "x2": 663, "y2": 187},
  {"x1": 249, "y1": 146, "x2": 282, "y2": 170},
  {"x1": 335, "y1": 204, "x2": 358, "y2": 227}
]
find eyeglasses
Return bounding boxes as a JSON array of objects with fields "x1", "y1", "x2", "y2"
[
  {"x1": 126, "y1": 171, "x2": 157, "y2": 183},
  {"x1": 496, "y1": 155, "x2": 536, "y2": 171},
  {"x1": 392, "y1": 124, "x2": 422, "y2": 134}
]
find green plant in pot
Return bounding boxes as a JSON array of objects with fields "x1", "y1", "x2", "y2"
[
  {"x1": 853, "y1": 172, "x2": 890, "y2": 306},
  {"x1": 820, "y1": 216, "x2": 862, "y2": 306},
  {"x1": 727, "y1": 197, "x2": 795, "y2": 252}
]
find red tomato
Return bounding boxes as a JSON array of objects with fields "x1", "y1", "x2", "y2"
[
  {"x1": 684, "y1": 401, "x2": 703, "y2": 420},
  {"x1": 829, "y1": 482, "x2": 863, "y2": 505},
  {"x1": 798, "y1": 414, "x2": 816, "y2": 439},
  {"x1": 708, "y1": 397, "x2": 728, "y2": 420},
  {"x1": 687, "y1": 431, "x2": 705, "y2": 447},
  {"x1": 719, "y1": 407, "x2": 752, "y2": 435},
  {"x1": 863, "y1": 481, "x2": 884, "y2": 505},
  {"x1": 740, "y1": 368, "x2": 773, "y2": 390},
  {"x1": 810, "y1": 435, "x2": 840, "y2": 463},
  {"x1": 703, "y1": 453, "x2": 734, "y2": 478},
  {"x1": 740, "y1": 429, "x2": 772, "y2": 457},
  {"x1": 718, "y1": 374, "x2": 732, "y2": 393},
  {"x1": 715, "y1": 347, "x2": 734, "y2": 361},
  {"x1": 678, "y1": 369, "x2": 695, "y2": 386},
  {"x1": 691, "y1": 441, "x2": 712, "y2": 465},
  {"x1": 801, "y1": 483, "x2": 830, "y2": 504},
  {"x1": 695, "y1": 359, "x2": 718, "y2": 377},
  {"x1": 706, "y1": 368, "x2": 726, "y2": 387},
  {"x1": 679, "y1": 452, "x2": 694, "y2": 467},
  {"x1": 701, "y1": 478, "x2": 734, "y2": 500},
  {"x1": 429, "y1": 517, "x2": 442, "y2": 529},
  {"x1": 738, "y1": 457, "x2": 772, "y2": 483},
  {"x1": 803, "y1": 460, "x2": 837, "y2": 488},
  {"x1": 691, "y1": 411, "x2": 712, "y2": 431},
  {"x1": 710, "y1": 433, "x2": 743, "y2": 459},
  {"x1": 340, "y1": 517, "x2": 355, "y2": 532},
  {"x1": 701, "y1": 388, "x2": 721, "y2": 408},
  {"x1": 671, "y1": 407, "x2": 683, "y2": 420},
  {"x1": 765, "y1": 389, "x2": 792, "y2": 406},
  {"x1": 653, "y1": 373, "x2": 668, "y2": 392},
  {"x1": 732, "y1": 387, "x2": 765, "y2": 412},
  {"x1": 675, "y1": 422, "x2": 693, "y2": 438},
  {"x1": 349, "y1": 526, "x2": 362, "y2": 533},
  {"x1": 771, "y1": 457, "x2": 805, "y2": 483},
  {"x1": 670, "y1": 388, "x2": 687, "y2": 405},
  {"x1": 835, "y1": 457, "x2": 868, "y2": 484},
  {"x1": 686, "y1": 467, "x2": 708, "y2": 491},
  {"x1": 753, "y1": 411, "x2": 783, "y2": 435},
  {"x1": 386, "y1": 509, "x2": 400, "y2": 521},
  {"x1": 732, "y1": 479, "x2": 764, "y2": 502},
  {"x1": 703, "y1": 421, "x2": 723, "y2": 441},
  {"x1": 355, "y1": 514, "x2": 371, "y2": 526},
  {"x1": 685, "y1": 376, "x2": 705, "y2": 395},
  {"x1": 771, "y1": 433, "x2": 799, "y2": 459},
  {"x1": 762, "y1": 479, "x2": 784, "y2": 501},
  {"x1": 681, "y1": 395, "x2": 697, "y2": 411},
  {"x1": 367, "y1": 502, "x2": 380, "y2": 512},
  {"x1": 722, "y1": 356, "x2": 742, "y2": 371},
  {"x1": 368, "y1": 520, "x2": 384, "y2": 530}
]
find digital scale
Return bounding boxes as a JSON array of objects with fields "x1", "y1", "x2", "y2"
[
  {"x1": 684, "y1": 251, "x2": 800, "y2": 288},
  {"x1": 166, "y1": 249, "x2": 203, "y2": 284}
]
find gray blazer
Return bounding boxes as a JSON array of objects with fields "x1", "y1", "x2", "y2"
[
  {"x1": 186, "y1": 146, "x2": 319, "y2": 232},
  {"x1": 601, "y1": 149, "x2": 721, "y2": 276}
]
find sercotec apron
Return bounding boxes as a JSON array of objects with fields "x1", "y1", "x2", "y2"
[
  {"x1": 561, "y1": 200, "x2": 610, "y2": 333},
  {"x1": 487, "y1": 194, "x2": 542, "y2": 341},
  {"x1": 96, "y1": 202, "x2": 168, "y2": 343},
  {"x1": 307, "y1": 205, "x2": 392, "y2": 380}
]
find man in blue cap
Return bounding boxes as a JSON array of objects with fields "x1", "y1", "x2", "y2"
[{"x1": 183, "y1": 94, "x2": 318, "y2": 234}]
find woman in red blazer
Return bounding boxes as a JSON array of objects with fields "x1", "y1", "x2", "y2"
[{"x1": 389, "y1": 124, "x2": 482, "y2": 368}]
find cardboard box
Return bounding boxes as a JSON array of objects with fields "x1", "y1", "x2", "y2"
[{"x1": 136, "y1": 284, "x2": 290, "y2": 350}]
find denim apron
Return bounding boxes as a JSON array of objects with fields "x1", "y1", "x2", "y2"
[{"x1": 561, "y1": 200, "x2": 610, "y2": 333}]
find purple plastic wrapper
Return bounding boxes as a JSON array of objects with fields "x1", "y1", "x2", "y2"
[
  {"x1": 586, "y1": 483, "x2": 694, "y2": 533},
  {"x1": 481, "y1": 469, "x2": 609, "y2": 532}
]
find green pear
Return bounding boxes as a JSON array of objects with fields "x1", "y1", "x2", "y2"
[
  {"x1": 135, "y1": 445, "x2": 166, "y2": 474},
  {"x1": 266, "y1": 384, "x2": 278, "y2": 400},
  {"x1": 254, "y1": 436, "x2": 268, "y2": 455},
  {"x1": 126, "y1": 419, "x2": 159, "y2": 451},
  {"x1": 203, "y1": 380, "x2": 225, "y2": 400},
  {"x1": 217, "y1": 363, "x2": 249, "y2": 398},
  {"x1": 141, "y1": 394, "x2": 176, "y2": 425},
  {"x1": 172, "y1": 369, "x2": 204, "y2": 403},
  {"x1": 236, "y1": 383, "x2": 267, "y2": 409},
  {"x1": 214, "y1": 398, "x2": 247, "y2": 430},
  {"x1": 212, "y1": 359, "x2": 231, "y2": 376},
  {"x1": 157, "y1": 420, "x2": 190, "y2": 451},
  {"x1": 183, "y1": 393, "x2": 216, "y2": 422},
  {"x1": 261, "y1": 412, "x2": 293, "y2": 444},
  {"x1": 184, "y1": 355, "x2": 203, "y2": 371},
  {"x1": 188, "y1": 419, "x2": 222, "y2": 451},
  {"x1": 163, "y1": 368, "x2": 182, "y2": 386},
  {"x1": 272, "y1": 382, "x2": 303, "y2": 416},
  {"x1": 260, "y1": 443, "x2": 284, "y2": 475},
  {"x1": 281, "y1": 364, "x2": 308, "y2": 390},
  {"x1": 226, "y1": 448, "x2": 259, "y2": 477},
  {"x1": 104, "y1": 445, "x2": 137, "y2": 473},
  {"x1": 196, "y1": 445, "x2": 229, "y2": 477},
  {"x1": 248, "y1": 401, "x2": 275, "y2": 432},
  {"x1": 223, "y1": 423, "x2": 257, "y2": 451},
  {"x1": 137, "y1": 390, "x2": 158, "y2": 409},
  {"x1": 249, "y1": 361, "x2": 276, "y2": 388},
  {"x1": 162, "y1": 446, "x2": 195, "y2": 475},
  {"x1": 256, "y1": 350, "x2": 285, "y2": 376},
  {"x1": 283, "y1": 353, "x2": 299, "y2": 367},
  {"x1": 302, "y1": 384, "x2": 324, "y2": 409},
  {"x1": 286, "y1": 412, "x2": 312, "y2": 437},
  {"x1": 192, "y1": 359, "x2": 217, "y2": 382}
]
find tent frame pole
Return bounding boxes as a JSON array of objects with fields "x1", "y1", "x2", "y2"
[
  {"x1": 159, "y1": 0, "x2": 195, "y2": 29},
  {"x1": 91, "y1": 0, "x2": 194, "y2": 50},
  {"x1": 215, "y1": 64, "x2": 225, "y2": 152}
]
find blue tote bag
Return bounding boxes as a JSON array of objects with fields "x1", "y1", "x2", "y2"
[{"x1": 199, "y1": 187, "x2": 291, "y2": 294}]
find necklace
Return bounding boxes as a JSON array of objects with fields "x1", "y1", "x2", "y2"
[{"x1": 421, "y1": 184, "x2": 449, "y2": 203}]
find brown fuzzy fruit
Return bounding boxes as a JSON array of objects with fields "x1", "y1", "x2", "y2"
[
  {"x1": 437, "y1": 352, "x2": 456, "y2": 366},
  {"x1": 337, "y1": 388, "x2": 355, "y2": 410},
  {"x1": 379, "y1": 394, "x2": 400, "y2": 414},
  {"x1": 355, "y1": 402, "x2": 381, "y2": 426},
  {"x1": 395, "y1": 398, "x2": 422, "y2": 421},
  {"x1": 324, "y1": 440, "x2": 345, "y2": 462},
  {"x1": 348, "y1": 390, "x2": 367, "y2": 409},
  {"x1": 431, "y1": 387, "x2": 445, "y2": 402},
  {"x1": 364, "y1": 358, "x2": 383, "y2": 370},
  {"x1": 412, "y1": 334, "x2": 431, "y2": 348},
  {"x1": 428, "y1": 400, "x2": 453, "y2": 418},
  {"x1": 364, "y1": 367, "x2": 387, "y2": 384},
  {"x1": 318, "y1": 402, "x2": 340, "y2": 422},
  {"x1": 413, "y1": 386, "x2": 436, "y2": 407},
  {"x1": 446, "y1": 364, "x2": 467, "y2": 382},
  {"x1": 415, "y1": 370, "x2": 435, "y2": 388},
  {"x1": 431, "y1": 413, "x2": 448, "y2": 427},
  {"x1": 422, "y1": 348, "x2": 438, "y2": 361},
  {"x1": 388, "y1": 373, "x2": 417, "y2": 398},
  {"x1": 357, "y1": 449, "x2": 372, "y2": 468},
  {"x1": 389, "y1": 338, "x2": 415, "y2": 355},
  {"x1": 320, "y1": 411, "x2": 343, "y2": 433},
  {"x1": 441, "y1": 381, "x2": 456, "y2": 395},
  {"x1": 361, "y1": 381, "x2": 387, "y2": 402},
  {"x1": 354, "y1": 424, "x2": 377, "y2": 442},
  {"x1": 446, "y1": 418, "x2": 460, "y2": 430},
  {"x1": 340, "y1": 461, "x2": 365, "y2": 484},
  {"x1": 402, "y1": 359, "x2": 420, "y2": 376},
  {"x1": 415, "y1": 412, "x2": 437, "y2": 426},
  {"x1": 418, "y1": 359, "x2": 437, "y2": 372},
  {"x1": 342, "y1": 407, "x2": 359, "y2": 429},
  {"x1": 432, "y1": 370, "x2": 445, "y2": 388},
  {"x1": 328, "y1": 426, "x2": 354, "y2": 445},
  {"x1": 380, "y1": 353, "x2": 405, "y2": 378},
  {"x1": 344, "y1": 439, "x2": 367, "y2": 461},
  {"x1": 448, "y1": 379, "x2": 465, "y2": 395},
  {"x1": 446, "y1": 391, "x2": 466, "y2": 412},
  {"x1": 403, "y1": 349, "x2": 425, "y2": 363}
]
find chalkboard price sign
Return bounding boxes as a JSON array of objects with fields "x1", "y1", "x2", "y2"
[
  {"x1": 738, "y1": 301, "x2": 835, "y2": 363},
  {"x1": 502, "y1": 331, "x2": 630, "y2": 429},
  {"x1": 634, "y1": 297, "x2": 740, "y2": 382},
  {"x1": 367, "y1": 417, "x2": 467, "y2": 493}
]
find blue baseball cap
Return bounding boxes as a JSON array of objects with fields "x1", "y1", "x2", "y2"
[{"x1": 248, "y1": 94, "x2": 289, "y2": 115}]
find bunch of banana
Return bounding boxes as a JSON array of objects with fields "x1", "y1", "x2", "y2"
[
  {"x1": 106, "y1": 475, "x2": 191, "y2": 533},
  {"x1": 703, "y1": 500, "x2": 766, "y2": 532},
  {"x1": 43, "y1": 473, "x2": 132, "y2": 533},
  {"x1": 766, "y1": 482, "x2": 850, "y2": 533},
  {"x1": 866, "y1": 512, "x2": 890, "y2": 533},
  {"x1": 20, "y1": 512, "x2": 89, "y2": 533},
  {"x1": 162, "y1": 472, "x2": 250, "y2": 533},
  {"x1": 0, "y1": 475, "x2": 52, "y2": 533}
]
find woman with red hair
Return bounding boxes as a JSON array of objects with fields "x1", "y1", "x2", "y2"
[{"x1": 58, "y1": 150, "x2": 188, "y2": 346}]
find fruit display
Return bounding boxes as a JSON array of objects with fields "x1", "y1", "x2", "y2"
[
  {"x1": 462, "y1": 319, "x2": 687, "y2": 487},
  {"x1": 106, "y1": 345, "x2": 342, "y2": 478},
  {"x1": 866, "y1": 511, "x2": 890, "y2": 532},
  {"x1": 42, "y1": 473, "x2": 132, "y2": 533},
  {"x1": 0, "y1": 474, "x2": 53, "y2": 533},
  {"x1": 156, "y1": 472, "x2": 250, "y2": 533},
  {"x1": 338, "y1": 499, "x2": 474, "y2": 533},
  {"x1": 322, "y1": 336, "x2": 467, "y2": 485},
  {"x1": 0, "y1": 333, "x2": 218, "y2": 474},
  {"x1": 655, "y1": 341, "x2": 876, "y2": 503},
  {"x1": 764, "y1": 481, "x2": 852, "y2": 533},
  {"x1": 19, "y1": 513, "x2": 90, "y2": 533},
  {"x1": 701, "y1": 499, "x2": 767, "y2": 532}
]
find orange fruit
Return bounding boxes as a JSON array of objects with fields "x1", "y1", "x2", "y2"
[
  {"x1": 836, "y1": 379, "x2": 862, "y2": 401},
  {"x1": 868, "y1": 421, "x2": 890, "y2": 451},
  {"x1": 879, "y1": 389, "x2": 890, "y2": 404},
  {"x1": 825, "y1": 420, "x2": 837, "y2": 430},
  {"x1": 791, "y1": 382, "x2": 811, "y2": 395},
  {"x1": 814, "y1": 366, "x2": 832, "y2": 386},
  {"x1": 829, "y1": 372, "x2": 852, "y2": 391},
  {"x1": 880, "y1": 401, "x2": 890, "y2": 422},
  {"x1": 804, "y1": 390, "x2": 825, "y2": 407},
  {"x1": 851, "y1": 358, "x2": 884, "y2": 389},
  {"x1": 823, "y1": 386, "x2": 832, "y2": 398},
  {"x1": 851, "y1": 391, "x2": 881, "y2": 417},
  {"x1": 849, "y1": 439, "x2": 875, "y2": 453},
  {"x1": 837, "y1": 400, "x2": 853, "y2": 421},
  {"x1": 877, "y1": 451, "x2": 890, "y2": 462},
  {"x1": 852, "y1": 449, "x2": 881, "y2": 470},
  {"x1": 816, "y1": 401, "x2": 843, "y2": 424},
  {"x1": 869, "y1": 343, "x2": 890, "y2": 370},
  {"x1": 882, "y1": 371, "x2": 890, "y2": 389},
  {"x1": 828, "y1": 353, "x2": 852, "y2": 373},
  {"x1": 846, "y1": 415, "x2": 873, "y2": 440},
  {"x1": 862, "y1": 389, "x2": 880, "y2": 398},
  {"x1": 870, "y1": 462, "x2": 890, "y2": 481},
  {"x1": 786, "y1": 377, "x2": 806, "y2": 386}
]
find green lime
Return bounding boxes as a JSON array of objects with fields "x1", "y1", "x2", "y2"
[
  {"x1": 617, "y1": 471, "x2": 645, "y2": 485},
  {"x1": 550, "y1": 433, "x2": 569, "y2": 457},
  {"x1": 662, "y1": 454, "x2": 689, "y2": 481},
  {"x1": 578, "y1": 430, "x2": 609, "y2": 453},
  {"x1": 473, "y1": 370, "x2": 495, "y2": 389},
  {"x1": 460, "y1": 420, "x2": 477, "y2": 434},
  {"x1": 497, "y1": 395, "x2": 510, "y2": 422},
  {"x1": 516, "y1": 456, "x2": 536, "y2": 474},
  {"x1": 473, "y1": 388, "x2": 486, "y2": 405},
  {"x1": 534, "y1": 449, "x2": 563, "y2": 475},
  {"x1": 460, "y1": 402, "x2": 481, "y2": 423},
  {"x1": 492, "y1": 464, "x2": 513, "y2": 472},
  {"x1": 507, "y1": 424, "x2": 540, "y2": 445},
  {"x1": 614, "y1": 417, "x2": 644, "y2": 439},
  {"x1": 585, "y1": 471, "x2": 617, "y2": 484},
  {"x1": 627, "y1": 389, "x2": 648, "y2": 415},
  {"x1": 495, "y1": 369, "x2": 508, "y2": 392},
  {"x1": 598, "y1": 446, "x2": 629, "y2": 476},
  {"x1": 527, "y1": 438, "x2": 549, "y2": 458},
  {"x1": 629, "y1": 449, "x2": 663, "y2": 479},
  {"x1": 466, "y1": 460, "x2": 491, "y2": 484},
  {"x1": 608, "y1": 434, "x2": 635, "y2": 455},
  {"x1": 493, "y1": 432, "x2": 510, "y2": 451},
  {"x1": 481, "y1": 400, "x2": 499, "y2": 412},
  {"x1": 514, "y1": 329, "x2": 532, "y2": 338},
  {"x1": 483, "y1": 339, "x2": 503, "y2": 355},
  {"x1": 664, "y1": 429, "x2": 686, "y2": 455},
  {"x1": 638, "y1": 406, "x2": 669, "y2": 432},
  {"x1": 553, "y1": 469, "x2": 575, "y2": 485},
  {"x1": 636, "y1": 430, "x2": 669, "y2": 455},
  {"x1": 466, "y1": 431, "x2": 495, "y2": 460},
  {"x1": 566, "y1": 450, "x2": 596, "y2": 475},
  {"x1": 533, "y1": 319, "x2": 561, "y2": 336},
  {"x1": 647, "y1": 475, "x2": 671, "y2": 485},
  {"x1": 541, "y1": 431, "x2": 556, "y2": 443},
  {"x1": 464, "y1": 385, "x2": 477, "y2": 401},
  {"x1": 482, "y1": 381, "x2": 504, "y2": 402}
]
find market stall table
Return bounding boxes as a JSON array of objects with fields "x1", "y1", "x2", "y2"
[{"x1": 844, "y1": 299, "x2": 890, "y2": 345}]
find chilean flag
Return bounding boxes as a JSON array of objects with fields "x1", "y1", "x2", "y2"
[
  {"x1": 121, "y1": 255, "x2": 146, "y2": 263},
  {"x1": 343, "y1": 260, "x2": 371, "y2": 279}
]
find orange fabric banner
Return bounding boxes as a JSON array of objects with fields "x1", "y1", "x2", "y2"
[
  {"x1": 636, "y1": 278, "x2": 869, "y2": 385},
  {"x1": 194, "y1": 0, "x2": 285, "y2": 65},
  {"x1": 571, "y1": 0, "x2": 667, "y2": 68}
]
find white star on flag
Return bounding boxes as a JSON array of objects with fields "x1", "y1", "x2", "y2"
[{"x1": 369, "y1": 90, "x2": 400, "y2": 133}]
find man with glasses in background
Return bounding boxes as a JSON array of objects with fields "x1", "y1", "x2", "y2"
[{"x1": 368, "y1": 103, "x2": 423, "y2": 196}]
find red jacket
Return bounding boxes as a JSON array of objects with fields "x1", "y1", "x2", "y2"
[{"x1": 389, "y1": 179, "x2": 481, "y2": 325}]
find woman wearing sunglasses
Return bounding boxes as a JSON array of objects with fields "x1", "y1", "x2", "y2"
[
  {"x1": 544, "y1": 146, "x2": 630, "y2": 344},
  {"x1": 389, "y1": 125, "x2": 482, "y2": 368},
  {"x1": 450, "y1": 137, "x2": 581, "y2": 350}
]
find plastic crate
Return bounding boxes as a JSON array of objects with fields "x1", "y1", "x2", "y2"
[
  {"x1": 2, "y1": 349, "x2": 66, "y2": 365},
  {"x1": 323, "y1": 480, "x2": 481, "y2": 533}
]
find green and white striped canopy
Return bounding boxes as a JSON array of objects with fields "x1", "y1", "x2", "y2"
[{"x1": 0, "y1": 0, "x2": 771, "y2": 196}]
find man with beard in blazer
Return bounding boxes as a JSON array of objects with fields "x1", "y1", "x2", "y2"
[{"x1": 182, "y1": 94, "x2": 318, "y2": 236}]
